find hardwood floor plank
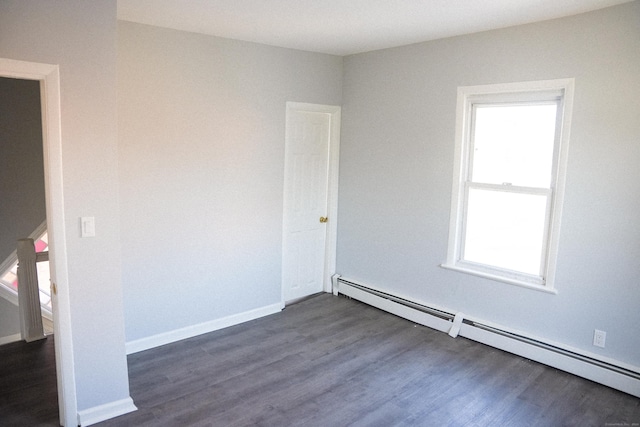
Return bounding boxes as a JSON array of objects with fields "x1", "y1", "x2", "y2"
[
  {"x1": 0, "y1": 337, "x2": 59, "y2": 426},
  {"x1": 3, "y1": 294, "x2": 638, "y2": 426},
  {"x1": 97, "y1": 294, "x2": 639, "y2": 426}
]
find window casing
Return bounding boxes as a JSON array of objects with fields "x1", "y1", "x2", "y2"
[{"x1": 443, "y1": 79, "x2": 574, "y2": 292}]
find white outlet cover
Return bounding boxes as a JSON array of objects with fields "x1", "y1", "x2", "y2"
[{"x1": 593, "y1": 329, "x2": 606, "y2": 348}]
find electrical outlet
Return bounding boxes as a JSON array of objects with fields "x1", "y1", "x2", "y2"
[{"x1": 593, "y1": 329, "x2": 606, "y2": 348}]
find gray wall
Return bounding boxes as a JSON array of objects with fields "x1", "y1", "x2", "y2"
[
  {"x1": 338, "y1": 2, "x2": 640, "y2": 368},
  {"x1": 0, "y1": 77, "x2": 46, "y2": 263},
  {"x1": 117, "y1": 22, "x2": 343, "y2": 342},
  {"x1": 0, "y1": 296, "x2": 20, "y2": 340},
  {"x1": 0, "y1": 0, "x2": 131, "y2": 412}
]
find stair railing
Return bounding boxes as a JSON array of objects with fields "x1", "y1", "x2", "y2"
[{"x1": 16, "y1": 238, "x2": 47, "y2": 342}]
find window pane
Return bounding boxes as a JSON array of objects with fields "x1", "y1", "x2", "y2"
[
  {"x1": 1, "y1": 268, "x2": 18, "y2": 289},
  {"x1": 472, "y1": 104, "x2": 557, "y2": 188},
  {"x1": 464, "y1": 188, "x2": 547, "y2": 275}
]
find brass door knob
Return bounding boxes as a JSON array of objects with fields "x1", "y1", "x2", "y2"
[{"x1": 319, "y1": 216, "x2": 328, "y2": 223}]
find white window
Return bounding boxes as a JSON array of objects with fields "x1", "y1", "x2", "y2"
[{"x1": 443, "y1": 79, "x2": 574, "y2": 292}]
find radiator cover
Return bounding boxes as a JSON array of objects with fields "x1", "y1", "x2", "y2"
[{"x1": 332, "y1": 275, "x2": 640, "y2": 398}]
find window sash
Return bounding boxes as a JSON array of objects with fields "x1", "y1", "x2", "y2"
[
  {"x1": 468, "y1": 101, "x2": 560, "y2": 189},
  {"x1": 459, "y1": 182, "x2": 553, "y2": 283}
]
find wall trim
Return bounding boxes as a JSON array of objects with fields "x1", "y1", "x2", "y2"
[
  {"x1": 77, "y1": 397, "x2": 137, "y2": 427},
  {"x1": 0, "y1": 333, "x2": 21, "y2": 346},
  {"x1": 333, "y1": 275, "x2": 640, "y2": 398},
  {"x1": 0, "y1": 283, "x2": 18, "y2": 306},
  {"x1": 126, "y1": 303, "x2": 282, "y2": 354}
]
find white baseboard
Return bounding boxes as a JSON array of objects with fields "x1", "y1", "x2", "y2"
[
  {"x1": 77, "y1": 396, "x2": 137, "y2": 426},
  {"x1": 0, "y1": 333, "x2": 21, "y2": 346},
  {"x1": 335, "y1": 276, "x2": 640, "y2": 398},
  {"x1": 126, "y1": 303, "x2": 282, "y2": 354}
]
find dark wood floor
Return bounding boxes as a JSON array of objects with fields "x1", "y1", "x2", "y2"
[
  {"x1": 101, "y1": 294, "x2": 639, "y2": 426},
  {"x1": 0, "y1": 336, "x2": 59, "y2": 426},
  {"x1": 2, "y1": 294, "x2": 639, "y2": 426}
]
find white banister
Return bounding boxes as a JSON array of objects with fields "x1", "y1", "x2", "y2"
[{"x1": 17, "y1": 238, "x2": 46, "y2": 342}]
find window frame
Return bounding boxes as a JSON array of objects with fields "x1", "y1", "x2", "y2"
[{"x1": 442, "y1": 79, "x2": 574, "y2": 293}]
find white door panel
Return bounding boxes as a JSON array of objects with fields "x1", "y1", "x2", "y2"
[{"x1": 283, "y1": 109, "x2": 331, "y2": 302}]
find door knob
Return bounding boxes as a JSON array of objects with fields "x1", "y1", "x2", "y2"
[{"x1": 319, "y1": 216, "x2": 328, "y2": 223}]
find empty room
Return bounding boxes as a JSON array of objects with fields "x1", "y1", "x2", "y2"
[{"x1": 0, "y1": 1, "x2": 639, "y2": 426}]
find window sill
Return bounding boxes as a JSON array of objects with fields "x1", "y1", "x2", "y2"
[{"x1": 440, "y1": 263, "x2": 558, "y2": 295}]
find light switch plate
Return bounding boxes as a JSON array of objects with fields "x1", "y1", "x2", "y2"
[{"x1": 80, "y1": 217, "x2": 95, "y2": 237}]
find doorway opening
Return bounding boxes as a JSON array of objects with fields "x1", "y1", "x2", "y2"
[
  {"x1": 0, "y1": 58, "x2": 76, "y2": 427},
  {"x1": 0, "y1": 76, "x2": 51, "y2": 341}
]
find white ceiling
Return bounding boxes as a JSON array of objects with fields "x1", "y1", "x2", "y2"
[{"x1": 117, "y1": 0, "x2": 632, "y2": 56}]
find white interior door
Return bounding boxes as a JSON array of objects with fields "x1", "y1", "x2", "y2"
[{"x1": 282, "y1": 107, "x2": 332, "y2": 303}]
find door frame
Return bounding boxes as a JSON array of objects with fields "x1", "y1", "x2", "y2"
[
  {"x1": 282, "y1": 102, "x2": 341, "y2": 306},
  {"x1": 0, "y1": 58, "x2": 77, "y2": 427}
]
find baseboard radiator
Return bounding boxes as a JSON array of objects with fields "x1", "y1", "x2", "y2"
[{"x1": 332, "y1": 275, "x2": 640, "y2": 398}]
